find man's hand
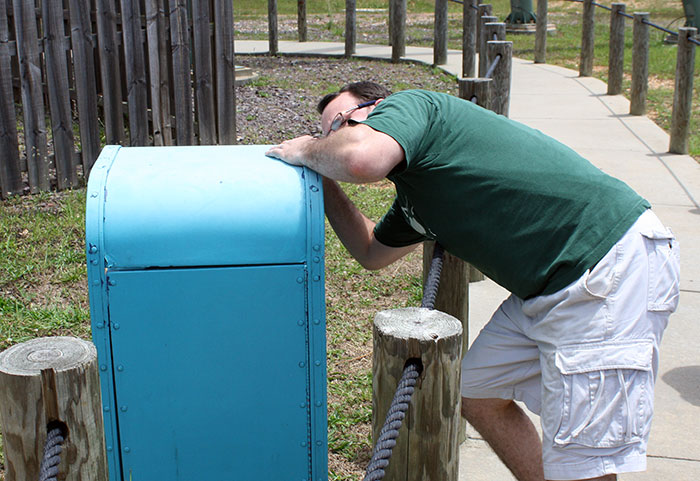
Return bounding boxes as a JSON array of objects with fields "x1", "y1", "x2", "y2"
[{"x1": 265, "y1": 135, "x2": 316, "y2": 166}]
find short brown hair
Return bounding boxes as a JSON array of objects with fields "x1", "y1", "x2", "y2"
[{"x1": 317, "y1": 81, "x2": 392, "y2": 114}]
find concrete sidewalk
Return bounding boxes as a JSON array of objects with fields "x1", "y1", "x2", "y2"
[{"x1": 236, "y1": 40, "x2": 700, "y2": 479}]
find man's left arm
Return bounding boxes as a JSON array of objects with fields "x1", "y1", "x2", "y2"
[{"x1": 265, "y1": 124, "x2": 404, "y2": 183}]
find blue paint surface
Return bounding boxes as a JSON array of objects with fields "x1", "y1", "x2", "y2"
[{"x1": 86, "y1": 145, "x2": 327, "y2": 481}]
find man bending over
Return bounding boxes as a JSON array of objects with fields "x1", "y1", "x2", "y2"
[{"x1": 266, "y1": 81, "x2": 680, "y2": 481}]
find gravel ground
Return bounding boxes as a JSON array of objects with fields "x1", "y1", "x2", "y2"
[{"x1": 234, "y1": 55, "x2": 458, "y2": 145}]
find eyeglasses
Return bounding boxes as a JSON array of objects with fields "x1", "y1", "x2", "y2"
[{"x1": 328, "y1": 100, "x2": 378, "y2": 134}]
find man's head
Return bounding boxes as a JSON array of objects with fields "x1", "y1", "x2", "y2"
[{"x1": 318, "y1": 82, "x2": 392, "y2": 136}]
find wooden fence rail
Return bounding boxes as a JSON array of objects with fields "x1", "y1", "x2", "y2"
[{"x1": 0, "y1": 0, "x2": 237, "y2": 199}]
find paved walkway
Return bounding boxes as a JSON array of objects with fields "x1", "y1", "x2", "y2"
[{"x1": 236, "y1": 40, "x2": 700, "y2": 480}]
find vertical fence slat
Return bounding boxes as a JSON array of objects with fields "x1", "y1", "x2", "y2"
[
  {"x1": 607, "y1": 3, "x2": 626, "y2": 95},
  {"x1": 298, "y1": 0, "x2": 306, "y2": 42},
  {"x1": 44, "y1": 0, "x2": 76, "y2": 190},
  {"x1": 630, "y1": 12, "x2": 650, "y2": 115},
  {"x1": 13, "y1": 0, "x2": 50, "y2": 192},
  {"x1": 69, "y1": 0, "x2": 100, "y2": 175},
  {"x1": 669, "y1": 27, "x2": 697, "y2": 154},
  {"x1": 534, "y1": 0, "x2": 547, "y2": 63},
  {"x1": 145, "y1": 0, "x2": 164, "y2": 146},
  {"x1": 0, "y1": 0, "x2": 21, "y2": 198},
  {"x1": 462, "y1": 0, "x2": 477, "y2": 77},
  {"x1": 390, "y1": 0, "x2": 405, "y2": 62},
  {"x1": 486, "y1": 40, "x2": 513, "y2": 117},
  {"x1": 214, "y1": 0, "x2": 235, "y2": 145},
  {"x1": 345, "y1": 0, "x2": 356, "y2": 58},
  {"x1": 434, "y1": 0, "x2": 448, "y2": 65},
  {"x1": 120, "y1": 0, "x2": 149, "y2": 145},
  {"x1": 268, "y1": 0, "x2": 278, "y2": 56},
  {"x1": 169, "y1": 0, "x2": 193, "y2": 145},
  {"x1": 157, "y1": 0, "x2": 173, "y2": 145},
  {"x1": 42, "y1": 0, "x2": 76, "y2": 177},
  {"x1": 478, "y1": 16, "x2": 497, "y2": 77},
  {"x1": 96, "y1": 0, "x2": 125, "y2": 145},
  {"x1": 579, "y1": 0, "x2": 595, "y2": 77},
  {"x1": 192, "y1": 0, "x2": 216, "y2": 145}
]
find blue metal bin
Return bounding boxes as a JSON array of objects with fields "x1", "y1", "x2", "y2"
[{"x1": 86, "y1": 145, "x2": 326, "y2": 481}]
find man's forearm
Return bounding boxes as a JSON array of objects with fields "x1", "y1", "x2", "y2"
[{"x1": 323, "y1": 178, "x2": 419, "y2": 270}]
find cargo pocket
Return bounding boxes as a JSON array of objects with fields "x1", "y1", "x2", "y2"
[
  {"x1": 640, "y1": 227, "x2": 680, "y2": 313},
  {"x1": 553, "y1": 340, "x2": 654, "y2": 448}
]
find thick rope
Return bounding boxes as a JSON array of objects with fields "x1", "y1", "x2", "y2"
[
  {"x1": 38, "y1": 425, "x2": 66, "y2": 481},
  {"x1": 421, "y1": 243, "x2": 444, "y2": 310},
  {"x1": 362, "y1": 360, "x2": 422, "y2": 481}
]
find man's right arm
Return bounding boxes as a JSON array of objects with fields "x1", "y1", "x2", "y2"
[{"x1": 323, "y1": 178, "x2": 418, "y2": 270}]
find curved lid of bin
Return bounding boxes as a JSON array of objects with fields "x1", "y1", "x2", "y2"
[{"x1": 88, "y1": 145, "x2": 321, "y2": 269}]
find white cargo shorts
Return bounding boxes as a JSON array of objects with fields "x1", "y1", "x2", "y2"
[{"x1": 461, "y1": 209, "x2": 680, "y2": 480}]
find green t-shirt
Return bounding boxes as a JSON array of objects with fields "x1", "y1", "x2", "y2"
[{"x1": 362, "y1": 90, "x2": 650, "y2": 299}]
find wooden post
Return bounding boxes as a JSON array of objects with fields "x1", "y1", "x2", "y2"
[
  {"x1": 487, "y1": 40, "x2": 513, "y2": 117},
  {"x1": 390, "y1": 0, "x2": 406, "y2": 62},
  {"x1": 476, "y1": 4, "x2": 493, "y2": 53},
  {"x1": 268, "y1": 0, "x2": 278, "y2": 56},
  {"x1": 480, "y1": 22, "x2": 506, "y2": 77},
  {"x1": 579, "y1": 0, "x2": 595, "y2": 77},
  {"x1": 478, "y1": 16, "x2": 498, "y2": 77},
  {"x1": 0, "y1": 337, "x2": 108, "y2": 481},
  {"x1": 630, "y1": 12, "x2": 650, "y2": 115},
  {"x1": 422, "y1": 242, "x2": 471, "y2": 444},
  {"x1": 298, "y1": 0, "x2": 307, "y2": 42},
  {"x1": 373, "y1": 308, "x2": 462, "y2": 481},
  {"x1": 534, "y1": 0, "x2": 547, "y2": 63},
  {"x1": 463, "y1": 0, "x2": 478, "y2": 78},
  {"x1": 669, "y1": 27, "x2": 697, "y2": 154},
  {"x1": 0, "y1": 0, "x2": 21, "y2": 198},
  {"x1": 345, "y1": 0, "x2": 356, "y2": 58},
  {"x1": 459, "y1": 77, "x2": 493, "y2": 110},
  {"x1": 422, "y1": 242, "x2": 470, "y2": 355},
  {"x1": 434, "y1": 0, "x2": 448, "y2": 65},
  {"x1": 607, "y1": 3, "x2": 626, "y2": 95}
]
